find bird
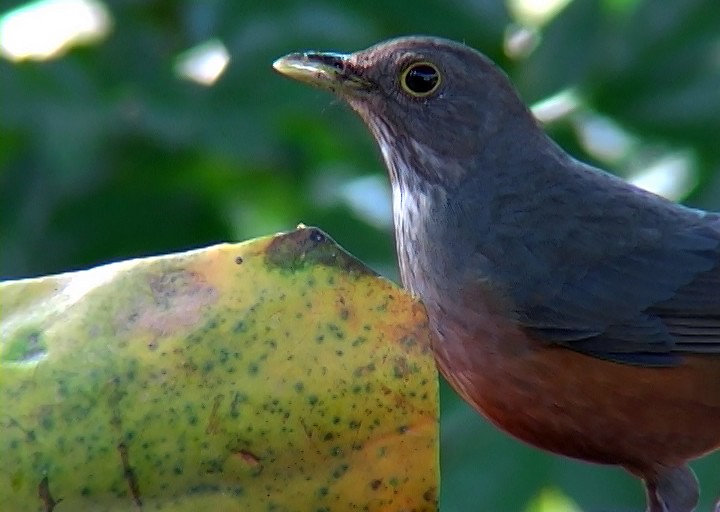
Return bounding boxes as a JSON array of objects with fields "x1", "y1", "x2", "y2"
[{"x1": 273, "y1": 36, "x2": 720, "y2": 512}]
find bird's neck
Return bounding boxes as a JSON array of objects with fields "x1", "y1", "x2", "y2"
[
  {"x1": 382, "y1": 135, "x2": 465, "y2": 302},
  {"x1": 379, "y1": 116, "x2": 566, "y2": 299},
  {"x1": 390, "y1": 168, "x2": 441, "y2": 297}
]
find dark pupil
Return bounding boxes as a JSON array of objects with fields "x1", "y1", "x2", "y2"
[{"x1": 405, "y1": 65, "x2": 438, "y2": 93}]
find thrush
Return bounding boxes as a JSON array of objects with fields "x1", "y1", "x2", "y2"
[{"x1": 273, "y1": 36, "x2": 720, "y2": 512}]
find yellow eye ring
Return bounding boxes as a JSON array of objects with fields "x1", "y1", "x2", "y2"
[{"x1": 400, "y1": 62, "x2": 442, "y2": 97}]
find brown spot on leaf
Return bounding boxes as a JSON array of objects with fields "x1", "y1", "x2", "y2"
[
  {"x1": 235, "y1": 449, "x2": 263, "y2": 473},
  {"x1": 117, "y1": 268, "x2": 218, "y2": 342},
  {"x1": 393, "y1": 356, "x2": 410, "y2": 378},
  {"x1": 264, "y1": 226, "x2": 376, "y2": 275},
  {"x1": 38, "y1": 477, "x2": 62, "y2": 511},
  {"x1": 206, "y1": 394, "x2": 223, "y2": 434},
  {"x1": 423, "y1": 486, "x2": 438, "y2": 503},
  {"x1": 354, "y1": 362, "x2": 376, "y2": 377},
  {"x1": 300, "y1": 417, "x2": 313, "y2": 438},
  {"x1": 117, "y1": 443, "x2": 142, "y2": 508}
]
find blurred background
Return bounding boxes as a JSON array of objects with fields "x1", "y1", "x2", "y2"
[{"x1": 2, "y1": 0, "x2": 719, "y2": 509}]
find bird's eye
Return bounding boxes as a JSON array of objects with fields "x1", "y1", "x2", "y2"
[{"x1": 400, "y1": 62, "x2": 441, "y2": 97}]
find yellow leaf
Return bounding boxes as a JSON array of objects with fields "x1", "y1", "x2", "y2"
[{"x1": 1, "y1": 226, "x2": 438, "y2": 511}]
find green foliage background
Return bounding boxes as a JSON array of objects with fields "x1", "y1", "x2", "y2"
[{"x1": 2, "y1": 0, "x2": 719, "y2": 510}]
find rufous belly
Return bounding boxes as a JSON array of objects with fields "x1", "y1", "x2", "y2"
[{"x1": 428, "y1": 301, "x2": 720, "y2": 476}]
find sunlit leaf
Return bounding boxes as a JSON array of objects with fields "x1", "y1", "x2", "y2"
[{"x1": 525, "y1": 487, "x2": 582, "y2": 512}]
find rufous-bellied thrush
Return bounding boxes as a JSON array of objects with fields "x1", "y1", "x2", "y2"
[{"x1": 273, "y1": 36, "x2": 720, "y2": 512}]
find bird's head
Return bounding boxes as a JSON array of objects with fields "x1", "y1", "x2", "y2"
[{"x1": 274, "y1": 36, "x2": 540, "y2": 188}]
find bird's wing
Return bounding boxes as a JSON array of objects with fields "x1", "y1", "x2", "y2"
[{"x1": 517, "y1": 213, "x2": 720, "y2": 367}]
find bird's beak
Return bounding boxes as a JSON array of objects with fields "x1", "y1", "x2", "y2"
[{"x1": 272, "y1": 51, "x2": 372, "y2": 93}]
